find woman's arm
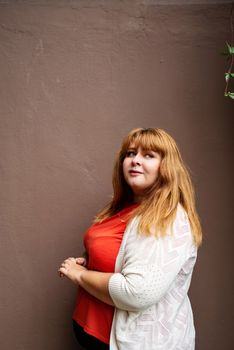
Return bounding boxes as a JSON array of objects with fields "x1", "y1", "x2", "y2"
[
  {"x1": 79, "y1": 269, "x2": 114, "y2": 306},
  {"x1": 58, "y1": 257, "x2": 114, "y2": 306},
  {"x1": 108, "y1": 206, "x2": 197, "y2": 312}
]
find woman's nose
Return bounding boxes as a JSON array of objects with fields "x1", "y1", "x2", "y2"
[{"x1": 131, "y1": 153, "x2": 142, "y2": 165}]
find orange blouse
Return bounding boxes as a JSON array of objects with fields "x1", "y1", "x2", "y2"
[{"x1": 72, "y1": 204, "x2": 137, "y2": 344}]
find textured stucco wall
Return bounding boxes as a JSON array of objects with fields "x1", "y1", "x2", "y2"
[{"x1": 0, "y1": 1, "x2": 233, "y2": 350}]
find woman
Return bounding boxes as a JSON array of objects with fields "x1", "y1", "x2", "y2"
[{"x1": 58, "y1": 128, "x2": 202, "y2": 350}]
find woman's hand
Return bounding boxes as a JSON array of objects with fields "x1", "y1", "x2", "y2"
[
  {"x1": 58, "y1": 257, "x2": 114, "y2": 306},
  {"x1": 58, "y1": 257, "x2": 87, "y2": 284}
]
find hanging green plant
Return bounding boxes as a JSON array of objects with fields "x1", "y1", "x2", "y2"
[{"x1": 224, "y1": 4, "x2": 234, "y2": 100}]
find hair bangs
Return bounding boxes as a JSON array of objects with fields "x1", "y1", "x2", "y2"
[{"x1": 122, "y1": 128, "x2": 165, "y2": 157}]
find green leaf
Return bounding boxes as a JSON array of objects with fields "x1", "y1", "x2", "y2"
[
  {"x1": 225, "y1": 73, "x2": 230, "y2": 82},
  {"x1": 225, "y1": 92, "x2": 234, "y2": 99},
  {"x1": 228, "y1": 93, "x2": 234, "y2": 100},
  {"x1": 226, "y1": 42, "x2": 234, "y2": 54},
  {"x1": 225, "y1": 72, "x2": 234, "y2": 82}
]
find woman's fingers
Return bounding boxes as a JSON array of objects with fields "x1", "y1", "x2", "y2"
[
  {"x1": 58, "y1": 266, "x2": 65, "y2": 277},
  {"x1": 58, "y1": 257, "x2": 84, "y2": 278},
  {"x1": 58, "y1": 257, "x2": 74, "y2": 277},
  {"x1": 67, "y1": 257, "x2": 76, "y2": 263},
  {"x1": 75, "y1": 257, "x2": 87, "y2": 266},
  {"x1": 61, "y1": 257, "x2": 75, "y2": 267}
]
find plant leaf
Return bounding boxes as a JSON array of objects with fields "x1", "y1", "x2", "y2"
[
  {"x1": 225, "y1": 72, "x2": 234, "y2": 81},
  {"x1": 228, "y1": 93, "x2": 234, "y2": 100},
  {"x1": 225, "y1": 73, "x2": 230, "y2": 82},
  {"x1": 224, "y1": 91, "x2": 234, "y2": 99},
  {"x1": 225, "y1": 92, "x2": 234, "y2": 99},
  {"x1": 226, "y1": 42, "x2": 234, "y2": 54}
]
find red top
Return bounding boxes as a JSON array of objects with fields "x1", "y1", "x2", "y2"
[{"x1": 72, "y1": 204, "x2": 137, "y2": 344}]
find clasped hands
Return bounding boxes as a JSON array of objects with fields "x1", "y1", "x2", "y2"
[{"x1": 58, "y1": 256, "x2": 87, "y2": 284}]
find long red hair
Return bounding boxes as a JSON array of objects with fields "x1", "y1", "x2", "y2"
[{"x1": 95, "y1": 128, "x2": 202, "y2": 246}]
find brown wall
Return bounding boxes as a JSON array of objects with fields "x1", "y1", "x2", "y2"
[{"x1": 0, "y1": 1, "x2": 233, "y2": 349}]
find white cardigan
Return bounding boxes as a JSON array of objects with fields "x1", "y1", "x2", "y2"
[{"x1": 108, "y1": 205, "x2": 197, "y2": 350}]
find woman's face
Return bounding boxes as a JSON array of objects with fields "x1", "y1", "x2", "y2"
[{"x1": 123, "y1": 143, "x2": 161, "y2": 202}]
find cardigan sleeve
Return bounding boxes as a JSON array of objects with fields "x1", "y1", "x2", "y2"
[{"x1": 108, "y1": 205, "x2": 197, "y2": 312}]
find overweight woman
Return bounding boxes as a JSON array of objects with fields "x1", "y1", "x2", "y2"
[{"x1": 58, "y1": 128, "x2": 202, "y2": 350}]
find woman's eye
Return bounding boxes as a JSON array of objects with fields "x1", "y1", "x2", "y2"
[
  {"x1": 126, "y1": 151, "x2": 135, "y2": 157},
  {"x1": 145, "y1": 153, "x2": 154, "y2": 158}
]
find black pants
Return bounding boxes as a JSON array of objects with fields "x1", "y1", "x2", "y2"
[{"x1": 73, "y1": 320, "x2": 109, "y2": 350}]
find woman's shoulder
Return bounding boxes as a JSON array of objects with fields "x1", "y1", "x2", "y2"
[
  {"x1": 127, "y1": 204, "x2": 194, "y2": 251},
  {"x1": 173, "y1": 204, "x2": 191, "y2": 235},
  {"x1": 128, "y1": 203, "x2": 189, "y2": 231},
  {"x1": 176, "y1": 203, "x2": 189, "y2": 220}
]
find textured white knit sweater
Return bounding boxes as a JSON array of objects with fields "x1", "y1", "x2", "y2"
[{"x1": 108, "y1": 204, "x2": 197, "y2": 350}]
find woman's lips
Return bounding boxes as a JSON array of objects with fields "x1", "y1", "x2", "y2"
[{"x1": 129, "y1": 170, "x2": 143, "y2": 175}]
